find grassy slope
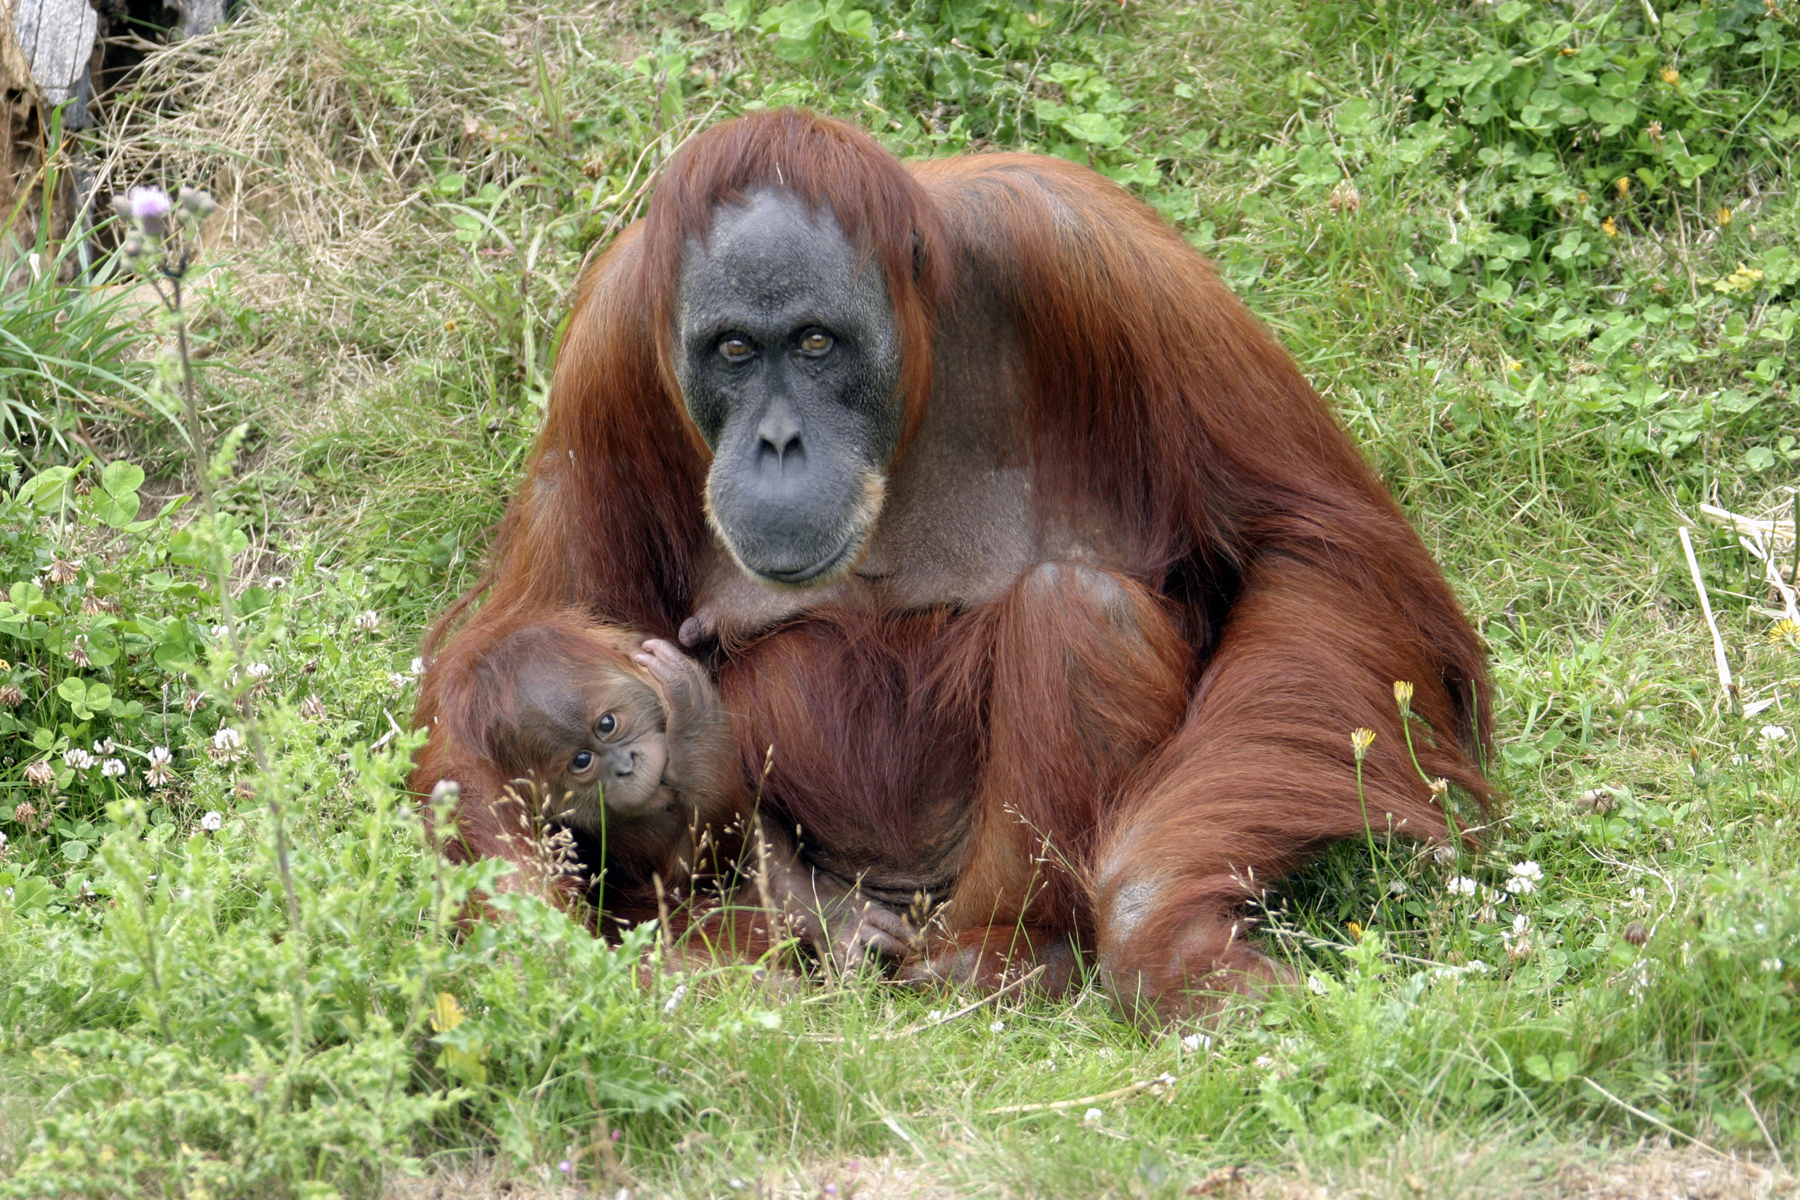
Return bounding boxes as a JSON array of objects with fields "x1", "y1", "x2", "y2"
[{"x1": 2, "y1": 0, "x2": 1798, "y2": 1194}]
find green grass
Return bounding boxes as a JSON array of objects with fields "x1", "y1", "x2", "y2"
[{"x1": 1, "y1": 0, "x2": 1798, "y2": 1194}]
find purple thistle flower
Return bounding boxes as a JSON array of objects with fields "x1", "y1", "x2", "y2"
[{"x1": 128, "y1": 187, "x2": 173, "y2": 219}]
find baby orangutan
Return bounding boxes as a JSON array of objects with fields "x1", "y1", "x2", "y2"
[{"x1": 462, "y1": 613, "x2": 916, "y2": 968}]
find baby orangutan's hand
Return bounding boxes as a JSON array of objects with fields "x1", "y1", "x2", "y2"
[{"x1": 634, "y1": 638, "x2": 726, "y2": 794}]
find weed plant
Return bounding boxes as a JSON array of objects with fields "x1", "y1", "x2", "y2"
[{"x1": 0, "y1": 0, "x2": 1797, "y2": 1194}]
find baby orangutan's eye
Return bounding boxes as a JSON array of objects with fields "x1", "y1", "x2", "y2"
[
  {"x1": 596, "y1": 712, "x2": 618, "y2": 737},
  {"x1": 571, "y1": 750, "x2": 595, "y2": 772}
]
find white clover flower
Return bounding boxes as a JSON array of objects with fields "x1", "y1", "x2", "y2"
[
  {"x1": 144, "y1": 745, "x2": 175, "y2": 788},
  {"x1": 352, "y1": 610, "x2": 381, "y2": 632},
  {"x1": 926, "y1": 1009, "x2": 945, "y2": 1023},
  {"x1": 411, "y1": 656, "x2": 426, "y2": 676},
  {"x1": 63, "y1": 747, "x2": 96, "y2": 770},
  {"x1": 209, "y1": 623, "x2": 231, "y2": 640},
  {"x1": 1388, "y1": 879, "x2": 1408, "y2": 897},
  {"x1": 1760, "y1": 725, "x2": 1790, "y2": 742},
  {"x1": 266, "y1": 576, "x2": 288, "y2": 590},
  {"x1": 210, "y1": 727, "x2": 246, "y2": 762},
  {"x1": 1629, "y1": 886, "x2": 1646, "y2": 900},
  {"x1": 246, "y1": 662, "x2": 273, "y2": 679},
  {"x1": 1306, "y1": 974, "x2": 1329, "y2": 996},
  {"x1": 662, "y1": 983, "x2": 687, "y2": 1015},
  {"x1": 101, "y1": 758, "x2": 126, "y2": 778},
  {"x1": 1506, "y1": 861, "x2": 1543, "y2": 895},
  {"x1": 389, "y1": 672, "x2": 413, "y2": 692},
  {"x1": 1082, "y1": 1108, "x2": 1103, "y2": 1124},
  {"x1": 93, "y1": 738, "x2": 115, "y2": 755},
  {"x1": 988, "y1": 1020, "x2": 1005, "y2": 1033},
  {"x1": 0, "y1": 831, "x2": 7, "y2": 849},
  {"x1": 1447, "y1": 876, "x2": 1479, "y2": 897},
  {"x1": 1253, "y1": 1054, "x2": 1275, "y2": 1069},
  {"x1": 1512, "y1": 912, "x2": 1530, "y2": 935},
  {"x1": 200, "y1": 811, "x2": 223, "y2": 832},
  {"x1": 1432, "y1": 844, "x2": 1457, "y2": 865},
  {"x1": 1181, "y1": 1033, "x2": 1212, "y2": 1052}
]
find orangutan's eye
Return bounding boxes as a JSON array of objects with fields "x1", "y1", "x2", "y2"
[
  {"x1": 571, "y1": 750, "x2": 595, "y2": 772},
  {"x1": 798, "y1": 330, "x2": 833, "y2": 356},
  {"x1": 597, "y1": 712, "x2": 618, "y2": 737},
  {"x1": 719, "y1": 336, "x2": 754, "y2": 363}
]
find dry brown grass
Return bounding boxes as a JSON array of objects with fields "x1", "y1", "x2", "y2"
[{"x1": 383, "y1": 1142, "x2": 1792, "y2": 1200}]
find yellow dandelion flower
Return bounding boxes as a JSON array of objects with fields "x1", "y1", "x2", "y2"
[
  {"x1": 1661, "y1": 66, "x2": 1680, "y2": 84},
  {"x1": 1616, "y1": 176, "x2": 1631, "y2": 197},
  {"x1": 1716, "y1": 206, "x2": 1733, "y2": 227},
  {"x1": 1351, "y1": 727, "x2": 1377, "y2": 761},
  {"x1": 1393, "y1": 680, "x2": 1415, "y2": 712},
  {"x1": 1346, "y1": 921, "x2": 1364, "y2": 942},
  {"x1": 1577, "y1": 191, "x2": 1589, "y2": 204},
  {"x1": 1602, "y1": 216, "x2": 1618, "y2": 237},
  {"x1": 1770, "y1": 618, "x2": 1800, "y2": 645}
]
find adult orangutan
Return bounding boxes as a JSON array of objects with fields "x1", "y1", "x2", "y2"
[{"x1": 412, "y1": 107, "x2": 1491, "y2": 1024}]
